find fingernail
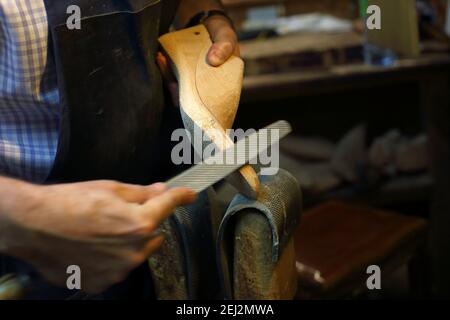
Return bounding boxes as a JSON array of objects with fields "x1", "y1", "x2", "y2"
[{"x1": 214, "y1": 50, "x2": 226, "y2": 61}]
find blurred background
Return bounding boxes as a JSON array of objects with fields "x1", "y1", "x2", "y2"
[{"x1": 217, "y1": 0, "x2": 450, "y2": 299}]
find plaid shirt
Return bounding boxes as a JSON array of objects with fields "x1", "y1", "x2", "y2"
[{"x1": 0, "y1": 0, "x2": 59, "y2": 182}]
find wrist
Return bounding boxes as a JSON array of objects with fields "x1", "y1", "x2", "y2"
[
  {"x1": 0, "y1": 177, "x2": 39, "y2": 217},
  {"x1": 0, "y1": 178, "x2": 41, "y2": 254}
]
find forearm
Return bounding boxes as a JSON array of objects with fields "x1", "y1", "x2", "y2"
[
  {"x1": 174, "y1": 0, "x2": 225, "y2": 29},
  {"x1": 0, "y1": 176, "x2": 36, "y2": 254}
]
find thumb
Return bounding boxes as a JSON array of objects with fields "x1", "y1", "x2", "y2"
[
  {"x1": 204, "y1": 17, "x2": 239, "y2": 67},
  {"x1": 207, "y1": 41, "x2": 235, "y2": 67},
  {"x1": 139, "y1": 188, "x2": 197, "y2": 224}
]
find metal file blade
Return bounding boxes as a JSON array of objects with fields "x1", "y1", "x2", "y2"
[{"x1": 166, "y1": 120, "x2": 292, "y2": 192}]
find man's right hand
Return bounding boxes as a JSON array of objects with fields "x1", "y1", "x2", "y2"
[{"x1": 0, "y1": 178, "x2": 196, "y2": 294}]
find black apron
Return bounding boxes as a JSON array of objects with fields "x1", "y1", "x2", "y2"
[
  {"x1": 46, "y1": 0, "x2": 181, "y2": 184},
  {"x1": 1, "y1": 0, "x2": 183, "y2": 299}
]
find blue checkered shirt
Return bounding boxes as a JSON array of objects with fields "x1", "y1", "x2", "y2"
[{"x1": 0, "y1": 0, "x2": 60, "y2": 182}]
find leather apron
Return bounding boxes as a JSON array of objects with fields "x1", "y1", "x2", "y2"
[{"x1": 1, "y1": 0, "x2": 182, "y2": 299}]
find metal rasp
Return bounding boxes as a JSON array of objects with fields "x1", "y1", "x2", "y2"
[{"x1": 166, "y1": 120, "x2": 292, "y2": 192}]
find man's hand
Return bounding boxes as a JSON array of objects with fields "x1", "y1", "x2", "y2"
[
  {"x1": 203, "y1": 15, "x2": 239, "y2": 67},
  {"x1": 0, "y1": 179, "x2": 196, "y2": 294},
  {"x1": 172, "y1": 0, "x2": 239, "y2": 66},
  {"x1": 157, "y1": 9, "x2": 239, "y2": 105}
]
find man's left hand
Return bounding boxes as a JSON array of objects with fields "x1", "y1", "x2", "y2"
[
  {"x1": 157, "y1": 15, "x2": 239, "y2": 105},
  {"x1": 203, "y1": 15, "x2": 239, "y2": 66}
]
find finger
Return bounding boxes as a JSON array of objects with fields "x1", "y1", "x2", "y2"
[
  {"x1": 142, "y1": 235, "x2": 165, "y2": 258},
  {"x1": 156, "y1": 52, "x2": 176, "y2": 83},
  {"x1": 168, "y1": 82, "x2": 180, "y2": 107},
  {"x1": 113, "y1": 182, "x2": 167, "y2": 204},
  {"x1": 156, "y1": 52, "x2": 180, "y2": 106},
  {"x1": 138, "y1": 188, "x2": 197, "y2": 224},
  {"x1": 83, "y1": 180, "x2": 154, "y2": 204},
  {"x1": 234, "y1": 42, "x2": 241, "y2": 57},
  {"x1": 207, "y1": 41, "x2": 234, "y2": 67},
  {"x1": 204, "y1": 18, "x2": 238, "y2": 66}
]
